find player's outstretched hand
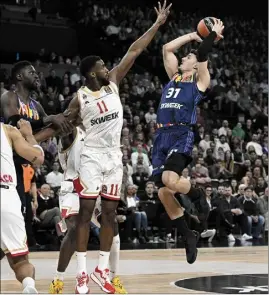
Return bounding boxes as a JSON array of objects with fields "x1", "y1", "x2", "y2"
[
  {"x1": 154, "y1": 0, "x2": 172, "y2": 26},
  {"x1": 17, "y1": 119, "x2": 33, "y2": 138},
  {"x1": 212, "y1": 19, "x2": 224, "y2": 39}
]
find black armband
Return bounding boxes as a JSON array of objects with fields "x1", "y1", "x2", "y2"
[
  {"x1": 8, "y1": 115, "x2": 44, "y2": 131},
  {"x1": 197, "y1": 31, "x2": 217, "y2": 62}
]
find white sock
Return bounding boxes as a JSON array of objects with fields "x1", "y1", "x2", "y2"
[
  {"x1": 76, "y1": 252, "x2": 87, "y2": 274},
  {"x1": 98, "y1": 251, "x2": 110, "y2": 271},
  {"x1": 22, "y1": 277, "x2": 35, "y2": 289},
  {"x1": 54, "y1": 271, "x2": 65, "y2": 281},
  {"x1": 109, "y1": 234, "x2": 120, "y2": 280}
]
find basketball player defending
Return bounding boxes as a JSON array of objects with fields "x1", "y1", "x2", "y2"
[
  {"x1": 1, "y1": 119, "x2": 44, "y2": 294},
  {"x1": 49, "y1": 125, "x2": 127, "y2": 294},
  {"x1": 1, "y1": 61, "x2": 72, "y2": 249},
  {"x1": 36, "y1": 2, "x2": 172, "y2": 293},
  {"x1": 152, "y1": 20, "x2": 224, "y2": 263}
]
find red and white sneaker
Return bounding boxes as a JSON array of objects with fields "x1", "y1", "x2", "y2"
[
  {"x1": 90, "y1": 267, "x2": 115, "y2": 294},
  {"x1": 75, "y1": 272, "x2": 90, "y2": 294}
]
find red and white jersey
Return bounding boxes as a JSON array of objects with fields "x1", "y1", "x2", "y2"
[
  {"x1": 58, "y1": 127, "x2": 85, "y2": 180},
  {"x1": 0, "y1": 123, "x2": 17, "y2": 187},
  {"x1": 77, "y1": 82, "x2": 123, "y2": 149}
]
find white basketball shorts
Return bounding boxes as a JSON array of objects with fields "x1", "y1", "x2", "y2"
[
  {"x1": 74, "y1": 149, "x2": 123, "y2": 201},
  {"x1": 59, "y1": 181, "x2": 80, "y2": 219},
  {"x1": 1, "y1": 187, "x2": 28, "y2": 257}
]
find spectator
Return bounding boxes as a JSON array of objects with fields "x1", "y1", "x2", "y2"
[
  {"x1": 144, "y1": 107, "x2": 157, "y2": 123},
  {"x1": 131, "y1": 144, "x2": 150, "y2": 166},
  {"x1": 45, "y1": 162, "x2": 64, "y2": 189},
  {"x1": 217, "y1": 186, "x2": 250, "y2": 242},
  {"x1": 232, "y1": 122, "x2": 245, "y2": 140},
  {"x1": 238, "y1": 187, "x2": 265, "y2": 239},
  {"x1": 257, "y1": 188, "x2": 268, "y2": 232},
  {"x1": 125, "y1": 185, "x2": 149, "y2": 243},
  {"x1": 246, "y1": 134, "x2": 263, "y2": 156},
  {"x1": 36, "y1": 184, "x2": 64, "y2": 239}
]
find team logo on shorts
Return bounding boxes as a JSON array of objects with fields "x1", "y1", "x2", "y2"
[{"x1": 101, "y1": 185, "x2": 107, "y2": 194}]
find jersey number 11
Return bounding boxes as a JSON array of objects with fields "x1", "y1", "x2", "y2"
[{"x1": 97, "y1": 100, "x2": 108, "y2": 114}]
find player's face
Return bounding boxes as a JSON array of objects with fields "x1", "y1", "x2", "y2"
[
  {"x1": 94, "y1": 60, "x2": 110, "y2": 86},
  {"x1": 179, "y1": 53, "x2": 197, "y2": 72},
  {"x1": 21, "y1": 66, "x2": 40, "y2": 90}
]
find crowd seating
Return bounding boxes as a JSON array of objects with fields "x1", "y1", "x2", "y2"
[{"x1": 0, "y1": 1, "x2": 268, "y2": 248}]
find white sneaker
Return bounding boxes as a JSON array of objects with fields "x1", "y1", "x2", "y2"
[
  {"x1": 228, "y1": 234, "x2": 235, "y2": 242},
  {"x1": 208, "y1": 229, "x2": 216, "y2": 243},
  {"x1": 241, "y1": 233, "x2": 253, "y2": 240},
  {"x1": 22, "y1": 286, "x2": 38, "y2": 294},
  {"x1": 201, "y1": 229, "x2": 216, "y2": 239}
]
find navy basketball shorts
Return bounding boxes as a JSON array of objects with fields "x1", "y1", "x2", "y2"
[{"x1": 152, "y1": 126, "x2": 193, "y2": 188}]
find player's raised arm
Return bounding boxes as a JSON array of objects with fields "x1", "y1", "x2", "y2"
[
  {"x1": 109, "y1": 0, "x2": 172, "y2": 86},
  {"x1": 196, "y1": 19, "x2": 224, "y2": 92},
  {"x1": 6, "y1": 120, "x2": 44, "y2": 165},
  {"x1": 34, "y1": 94, "x2": 81, "y2": 142},
  {"x1": 162, "y1": 32, "x2": 202, "y2": 79}
]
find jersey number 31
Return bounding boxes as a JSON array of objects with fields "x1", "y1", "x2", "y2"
[{"x1": 166, "y1": 88, "x2": 181, "y2": 99}]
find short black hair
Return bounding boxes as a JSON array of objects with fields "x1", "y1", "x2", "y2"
[
  {"x1": 11, "y1": 61, "x2": 32, "y2": 82},
  {"x1": 244, "y1": 186, "x2": 253, "y2": 191},
  {"x1": 80, "y1": 56, "x2": 101, "y2": 78}
]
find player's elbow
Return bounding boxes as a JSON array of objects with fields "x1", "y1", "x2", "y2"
[{"x1": 35, "y1": 155, "x2": 44, "y2": 166}]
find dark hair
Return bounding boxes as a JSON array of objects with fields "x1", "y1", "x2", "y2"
[
  {"x1": 11, "y1": 60, "x2": 32, "y2": 82},
  {"x1": 244, "y1": 186, "x2": 253, "y2": 191},
  {"x1": 80, "y1": 55, "x2": 101, "y2": 78}
]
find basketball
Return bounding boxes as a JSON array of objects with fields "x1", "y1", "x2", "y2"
[{"x1": 197, "y1": 17, "x2": 222, "y2": 41}]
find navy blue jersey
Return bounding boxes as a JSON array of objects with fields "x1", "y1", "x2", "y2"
[{"x1": 156, "y1": 73, "x2": 203, "y2": 127}]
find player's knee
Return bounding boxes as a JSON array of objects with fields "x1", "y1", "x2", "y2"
[
  {"x1": 161, "y1": 171, "x2": 179, "y2": 188},
  {"x1": 102, "y1": 203, "x2": 117, "y2": 226},
  {"x1": 78, "y1": 199, "x2": 96, "y2": 223},
  {"x1": 7, "y1": 254, "x2": 30, "y2": 272}
]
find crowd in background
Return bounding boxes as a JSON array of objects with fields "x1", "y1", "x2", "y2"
[{"x1": 0, "y1": 1, "x2": 268, "y2": 249}]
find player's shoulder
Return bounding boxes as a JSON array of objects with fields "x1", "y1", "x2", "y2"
[
  {"x1": 1, "y1": 123, "x2": 18, "y2": 144},
  {"x1": 1, "y1": 90, "x2": 17, "y2": 103}
]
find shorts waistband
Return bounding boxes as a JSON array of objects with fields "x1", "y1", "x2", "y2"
[{"x1": 156, "y1": 122, "x2": 193, "y2": 128}]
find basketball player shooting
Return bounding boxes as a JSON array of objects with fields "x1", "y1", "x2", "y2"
[
  {"x1": 1, "y1": 119, "x2": 44, "y2": 294},
  {"x1": 152, "y1": 19, "x2": 224, "y2": 263},
  {"x1": 35, "y1": 1, "x2": 172, "y2": 293}
]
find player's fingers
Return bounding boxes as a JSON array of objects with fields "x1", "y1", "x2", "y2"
[
  {"x1": 162, "y1": 0, "x2": 167, "y2": 10},
  {"x1": 164, "y1": 3, "x2": 172, "y2": 12},
  {"x1": 154, "y1": 7, "x2": 159, "y2": 14},
  {"x1": 158, "y1": 1, "x2": 161, "y2": 11}
]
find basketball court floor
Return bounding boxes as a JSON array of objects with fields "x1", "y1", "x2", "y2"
[{"x1": 1, "y1": 245, "x2": 268, "y2": 294}]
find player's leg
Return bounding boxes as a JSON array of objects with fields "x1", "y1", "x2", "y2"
[
  {"x1": 110, "y1": 221, "x2": 127, "y2": 294},
  {"x1": 73, "y1": 154, "x2": 101, "y2": 294},
  {"x1": 1, "y1": 192, "x2": 38, "y2": 294},
  {"x1": 151, "y1": 133, "x2": 186, "y2": 220},
  {"x1": 90, "y1": 150, "x2": 123, "y2": 294},
  {"x1": 6, "y1": 254, "x2": 37, "y2": 294},
  {"x1": 161, "y1": 152, "x2": 200, "y2": 263},
  {"x1": 50, "y1": 190, "x2": 80, "y2": 294},
  {"x1": 162, "y1": 153, "x2": 204, "y2": 202},
  {"x1": 50, "y1": 217, "x2": 77, "y2": 294}
]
